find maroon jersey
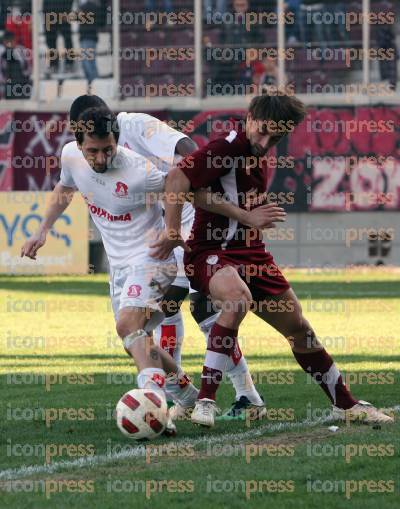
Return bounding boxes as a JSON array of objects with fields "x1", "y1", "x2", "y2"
[{"x1": 179, "y1": 124, "x2": 268, "y2": 255}]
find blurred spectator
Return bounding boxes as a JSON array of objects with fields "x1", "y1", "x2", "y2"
[
  {"x1": 285, "y1": 0, "x2": 301, "y2": 44},
  {"x1": 324, "y1": 0, "x2": 346, "y2": 42},
  {"x1": 145, "y1": 0, "x2": 173, "y2": 14},
  {"x1": 0, "y1": 0, "x2": 7, "y2": 31},
  {"x1": 43, "y1": 0, "x2": 74, "y2": 73},
  {"x1": 5, "y1": 1, "x2": 32, "y2": 51},
  {"x1": 376, "y1": 24, "x2": 398, "y2": 90},
  {"x1": 203, "y1": 0, "x2": 227, "y2": 22},
  {"x1": 78, "y1": 0, "x2": 100, "y2": 83},
  {"x1": 299, "y1": 1, "x2": 324, "y2": 44},
  {"x1": 212, "y1": 0, "x2": 260, "y2": 92},
  {"x1": 0, "y1": 30, "x2": 31, "y2": 99},
  {"x1": 299, "y1": 0, "x2": 346, "y2": 45},
  {"x1": 253, "y1": 56, "x2": 278, "y2": 88}
]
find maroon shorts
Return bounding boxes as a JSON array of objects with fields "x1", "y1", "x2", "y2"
[{"x1": 184, "y1": 248, "x2": 290, "y2": 300}]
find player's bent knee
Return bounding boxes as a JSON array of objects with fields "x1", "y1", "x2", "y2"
[
  {"x1": 116, "y1": 317, "x2": 141, "y2": 340},
  {"x1": 227, "y1": 287, "x2": 252, "y2": 305},
  {"x1": 217, "y1": 288, "x2": 252, "y2": 317},
  {"x1": 121, "y1": 329, "x2": 148, "y2": 350}
]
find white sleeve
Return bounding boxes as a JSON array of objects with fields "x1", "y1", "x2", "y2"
[
  {"x1": 121, "y1": 113, "x2": 187, "y2": 169},
  {"x1": 59, "y1": 146, "x2": 77, "y2": 189},
  {"x1": 145, "y1": 163, "x2": 166, "y2": 194}
]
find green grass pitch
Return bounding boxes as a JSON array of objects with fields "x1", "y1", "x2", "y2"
[{"x1": 0, "y1": 268, "x2": 399, "y2": 508}]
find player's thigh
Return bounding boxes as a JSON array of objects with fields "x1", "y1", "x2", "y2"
[
  {"x1": 209, "y1": 265, "x2": 252, "y2": 304},
  {"x1": 253, "y1": 288, "x2": 308, "y2": 337},
  {"x1": 111, "y1": 263, "x2": 175, "y2": 334}
]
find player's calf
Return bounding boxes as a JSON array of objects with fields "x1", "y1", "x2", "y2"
[
  {"x1": 115, "y1": 308, "x2": 168, "y2": 397},
  {"x1": 194, "y1": 267, "x2": 253, "y2": 403},
  {"x1": 195, "y1": 300, "x2": 264, "y2": 411},
  {"x1": 284, "y1": 316, "x2": 393, "y2": 421}
]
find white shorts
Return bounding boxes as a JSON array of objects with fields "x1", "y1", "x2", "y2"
[{"x1": 109, "y1": 255, "x2": 177, "y2": 329}]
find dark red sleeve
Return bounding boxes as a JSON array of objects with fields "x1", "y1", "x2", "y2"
[{"x1": 178, "y1": 136, "x2": 239, "y2": 189}]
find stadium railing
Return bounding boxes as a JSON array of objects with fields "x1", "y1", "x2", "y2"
[{"x1": 0, "y1": 0, "x2": 398, "y2": 111}]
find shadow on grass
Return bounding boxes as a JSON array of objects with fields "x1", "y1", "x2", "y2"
[
  {"x1": 0, "y1": 278, "x2": 109, "y2": 296},
  {"x1": 1, "y1": 277, "x2": 399, "y2": 298},
  {"x1": 1, "y1": 353, "x2": 399, "y2": 363}
]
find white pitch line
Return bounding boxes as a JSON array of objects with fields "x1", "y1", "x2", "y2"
[
  {"x1": 1, "y1": 406, "x2": 398, "y2": 482},
  {"x1": 299, "y1": 292, "x2": 399, "y2": 297}
]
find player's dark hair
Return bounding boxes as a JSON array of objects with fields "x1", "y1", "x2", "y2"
[
  {"x1": 248, "y1": 93, "x2": 306, "y2": 128},
  {"x1": 69, "y1": 94, "x2": 108, "y2": 123},
  {"x1": 75, "y1": 107, "x2": 120, "y2": 144}
]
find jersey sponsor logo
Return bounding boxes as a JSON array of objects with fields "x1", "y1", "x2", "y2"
[
  {"x1": 84, "y1": 197, "x2": 132, "y2": 222},
  {"x1": 114, "y1": 181, "x2": 129, "y2": 198},
  {"x1": 127, "y1": 284, "x2": 142, "y2": 297},
  {"x1": 206, "y1": 255, "x2": 219, "y2": 265}
]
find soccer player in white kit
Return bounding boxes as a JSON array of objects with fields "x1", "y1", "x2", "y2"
[
  {"x1": 67, "y1": 95, "x2": 267, "y2": 421},
  {"x1": 21, "y1": 106, "x2": 200, "y2": 435}
]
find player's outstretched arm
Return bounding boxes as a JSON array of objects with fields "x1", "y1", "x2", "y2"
[
  {"x1": 192, "y1": 189, "x2": 287, "y2": 229},
  {"x1": 21, "y1": 182, "x2": 75, "y2": 260}
]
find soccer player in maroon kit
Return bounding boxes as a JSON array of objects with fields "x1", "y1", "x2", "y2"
[{"x1": 151, "y1": 93, "x2": 394, "y2": 427}]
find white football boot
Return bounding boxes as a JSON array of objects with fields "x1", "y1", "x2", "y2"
[
  {"x1": 191, "y1": 398, "x2": 220, "y2": 427},
  {"x1": 169, "y1": 383, "x2": 199, "y2": 422},
  {"x1": 169, "y1": 402, "x2": 195, "y2": 421},
  {"x1": 332, "y1": 400, "x2": 394, "y2": 424}
]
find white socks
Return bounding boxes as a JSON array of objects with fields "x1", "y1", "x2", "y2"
[
  {"x1": 164, "y1": 367, "x2": 199, "y2": 406},
  {"x1": 153, "y1": 311, "x2": 184, "y2": 365},
  {"x1": 154, "y1": 311, "x2": 195, "y2": 402},
  {"x1": 198, "y1": 313, "x2": 263, "y2": 405},
  {"x1": 137, "y1": 367, "x2": 166, "y2": 394},
  {"x1": 152, "y1": 309, "x2": 263, "y2": 406},
  {"x1": 224, "y1": 355, "x2": 263, "y2": 405}
]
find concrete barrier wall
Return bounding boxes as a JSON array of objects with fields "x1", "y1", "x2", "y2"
[{"x1": 89, "y1": 211, "x2": 399, "y2": 272}]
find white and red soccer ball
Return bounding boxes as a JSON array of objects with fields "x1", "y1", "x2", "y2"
[{"x1": 115, "y1": 389, "x2": 168, "y2": 440}]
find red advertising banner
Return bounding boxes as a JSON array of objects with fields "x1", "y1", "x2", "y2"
[
  {"x1": 288, "y1": 107, "x2": 400, "y2": 211},
  {"x1": 0, "y1": 112, "x2": 14, "y2": 191},
  {"x1": 5, "y1": 106, "x2": 400, "y2": 211},
  {"x1": 12, "y1": 112, "x2": 72, "y2": 191},
  {"x1": 173, "y1": 106, "x2": 400, "y2": 211}
]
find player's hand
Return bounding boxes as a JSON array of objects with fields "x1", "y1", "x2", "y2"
[
  {"x1": 21, "y1": 230, "x2": 47, "y2": 260},
  {"x1": 242, "y1": 203, "x2": 286, "y2": 229},
  {"x1": 149, "y1": 229, "x2": 191, "y2": 260}
]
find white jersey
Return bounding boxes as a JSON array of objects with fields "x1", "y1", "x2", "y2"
[
  {"x1": 117, "y1": 112, "x2": 195, "y2": 235},
  {"x1": 60, "y1": 142, "x2": 166, "y2": 269}
]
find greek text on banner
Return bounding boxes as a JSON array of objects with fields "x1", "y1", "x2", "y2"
[{"x1": 0, "y1": 192, "x2": 89, "y2": 275}]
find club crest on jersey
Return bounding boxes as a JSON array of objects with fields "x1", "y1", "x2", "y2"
[
  {"x1": 127, "y1": 284, "x2": 142, "y2": 297},
  {"x1": 114, "y1": 181, "x2": 129, "y2": 198},
  {"x1": 206, "y1": 255, "x2": 219, "y2": 265}
]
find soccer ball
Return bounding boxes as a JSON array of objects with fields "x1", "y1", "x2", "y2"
[{"x1": 115, "y1": 388, "x2": 168, "y2": 440}]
